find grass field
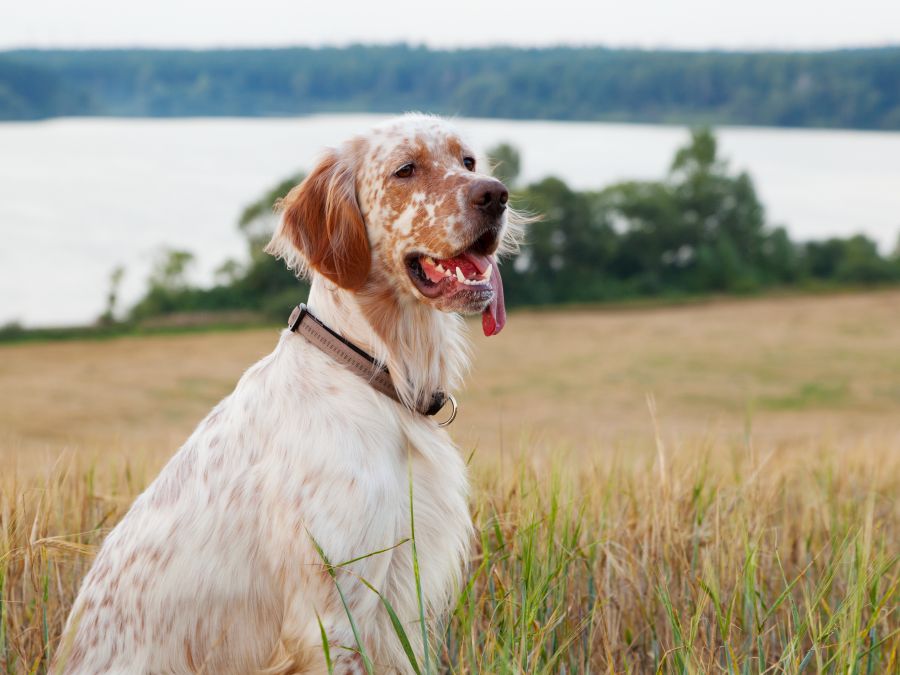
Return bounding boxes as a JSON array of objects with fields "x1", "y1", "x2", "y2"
[{"x1": 1, "y1": 291, "x2": 898, "y2": 672}]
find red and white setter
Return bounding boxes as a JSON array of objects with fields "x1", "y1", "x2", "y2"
[{"x1": 55, "y1": 114, "x2": 521, "y2": 674}]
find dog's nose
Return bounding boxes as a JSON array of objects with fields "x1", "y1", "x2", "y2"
[{"x1": 469, "y1": 179, "x2": 509, "y2": 219}]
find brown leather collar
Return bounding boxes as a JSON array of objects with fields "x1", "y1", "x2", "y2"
[{"x1": 288, "y1": 304, "x2": 456, "y2": 422}]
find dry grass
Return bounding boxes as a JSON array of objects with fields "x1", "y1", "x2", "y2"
[
  {"x1": 3, "y1": 290, "x2": 900, "y2": 463},
  {"x1": 1, "y1": 291, "x2": 899, "y2": 672}
]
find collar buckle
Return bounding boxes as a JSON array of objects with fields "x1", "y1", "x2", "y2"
[{"x1": 287, "y1": 303, "x2": 308, "y2": 332}]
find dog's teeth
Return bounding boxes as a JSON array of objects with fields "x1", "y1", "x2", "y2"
[
  {"x1": 483, "y1": 263, "x2": 493, "y2": 281},
  {"x1": 435, "y1": 263, "x2": 445, "y2": 273},
  {"x1": 455, "y1": 268, "x2": 466, "y2": 283}
]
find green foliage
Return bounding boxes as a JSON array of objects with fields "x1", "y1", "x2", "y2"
[
  {"x1": 503, "y1": 177, "x2": 621, "y2": 304},
  {"x1": 486, "y1": 143, "x2": 521, "y2": 188},
  {"x1": 124, "y1": 130, "x2": 900, "y2": 324},
  {"x1": 0, "y1": 55, "x2": 91, "y2": 120},
  {"x1": 806, "y1": 235, "x2": 898, "y2": 283},
  {"x1": 129, "y1": 249, "x2": 197, "y2": 321},
  {"x1": 98, "y1": 266, "x2": 125, "y2": 326},
  {"x1": 3, "y1": 46, "x2": 900, "y2": 129},
  {"x1": 149, "y1": 248, "x2": 194, "y2": 291},
  {"x1": 238, "y1": 173, "x2": 304, "y2": 252},
  {"x1": 502, "y1": 129, "x2": 900, "y2": 305},
  {"x1": 129, "y1": 178, "x2": 308, "y2": 323}
]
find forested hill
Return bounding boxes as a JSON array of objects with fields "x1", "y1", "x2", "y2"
[{"x1": 2, "y1": 46, "x2": 900, "y2": 129}]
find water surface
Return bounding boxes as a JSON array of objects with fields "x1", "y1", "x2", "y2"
[{"x1": 2, "y1": 115, "x2": 898, "y2": 326}]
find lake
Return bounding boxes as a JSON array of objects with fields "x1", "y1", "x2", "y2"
[{"x1": 2, "y1": 115, "x2": 899, "y2": 326}]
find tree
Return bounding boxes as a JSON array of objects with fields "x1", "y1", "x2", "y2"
[
  {"x1": 834, "y1": 235, "x2": 897, "y2": 283},
  {"x1": 487, "y1": 143, "x2": 521, "y2": 187},
  {"x1": 233, "y1": 172, "x2": 310, "y2": 315},
  {"x1": 98, "y1": 266, "x2": 125, "y2": 325},
  {"x1": 6, "y1": 47, "x2": 900, "y2": 130},
  {"x1": 215, "y1": 259, "x2": 244, "y2": 285},
  {"x1": 128, "y1": 249, "x2": 195, "y2": 321},
  {"x1": 148, "y1": 249, "x2": 195, "y2": 292},
  {"x1": 670, "y1": 127, "x2": 720, "y2": 175},
  {"x1": 505, "y1": 177, "x2": 619, "y2": 303},
  {"x1": 601, "y1": 127, "x2": 769, "y2": 293},
  {"x1": 123, "y1": 131, "x2": 900, "y2": 322},
  {"x1": 238, "y1": 173, "x2": 304, "y2": 256}
]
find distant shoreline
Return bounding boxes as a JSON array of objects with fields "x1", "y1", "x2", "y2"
[
  {"x1": 3, "y1": 45, "x2": 900, "y2": 130},
  {"x1": 4, "y1": 113, "x2": 900, "y2": 137},
  {"x1": 4, "y1": 285, "x2": 899, "y2": 345}
]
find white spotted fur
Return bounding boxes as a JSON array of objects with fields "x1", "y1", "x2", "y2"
[{"x1": 54, "y1": 114, "x2": 514, "y2": 674}]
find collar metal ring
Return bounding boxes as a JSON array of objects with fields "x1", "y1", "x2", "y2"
[{"x1": 436, "y1": 394, "x2": 458, "y2": 427}]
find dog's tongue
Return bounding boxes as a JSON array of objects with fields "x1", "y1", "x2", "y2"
[
  {"x1": 482, "y1": 263, "x2": 506, "y2": 336},
  {"x1": 463, "y1": 252, "x2": 505, "y2": 336}
]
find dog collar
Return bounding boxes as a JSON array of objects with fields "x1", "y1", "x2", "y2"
[{"x1": 287, "y1": 304, "x2": 457, "y2": 425}]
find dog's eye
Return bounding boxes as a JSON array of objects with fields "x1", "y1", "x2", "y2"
[
  {"x1": 394, "y1": 163, "x2": 415, "y2": 178},
  {"x1": 463, "y1": 156, "x2": 476, "y2": 171}
]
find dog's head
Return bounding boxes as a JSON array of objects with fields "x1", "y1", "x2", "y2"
[{"x1": 267, "y1": 114, "x2": 521, "y2": 336}]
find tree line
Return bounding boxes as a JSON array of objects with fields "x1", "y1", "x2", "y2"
[
  {"x1": 125, "y1": 129, "x2": 900, "y2": 325},
  {"x1": 2, "y1": 46, "x2": 900, "y2": 129}
]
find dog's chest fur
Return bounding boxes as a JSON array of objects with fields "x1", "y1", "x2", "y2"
[{"x1": 58, "y1": 332, "x2": 471, "y2": 674}]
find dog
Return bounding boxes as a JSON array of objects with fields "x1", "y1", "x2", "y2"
[{"x1": 54, "y1": 114, "x2": 520, "y2": 674}]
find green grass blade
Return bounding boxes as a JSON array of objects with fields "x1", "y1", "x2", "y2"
[
  {"x1": 407, "y1": 449, "x2": 432, "y2": 674},
  {"x1": 315, "y1": 611, "x2": 334, "y2": 675},
  {"x1": 307, "y1": 531, "x2": 374, "y2": 675},
  {"x1": 360, "y1": 578, "x2": 423, "y2": 675}
]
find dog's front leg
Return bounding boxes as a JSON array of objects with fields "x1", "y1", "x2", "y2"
[
  {"x1": 260, "y1": 626, "x2": 372, "y2": 675},
  {"x1": 260, "y1": 588, "x2": 379, "y2": 675}
]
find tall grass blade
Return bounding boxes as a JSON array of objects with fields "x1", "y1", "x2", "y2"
[
  {"x1": 306, "y1": 532, "x2": 374, "y2": 675},
  {"x1": 360, "y1": 578, "x2": 422, "y2": 675}
]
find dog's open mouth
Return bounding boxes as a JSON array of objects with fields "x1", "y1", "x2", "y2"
[{"x1": 406, "y1": 248, "x2": 506, "y2": 336}]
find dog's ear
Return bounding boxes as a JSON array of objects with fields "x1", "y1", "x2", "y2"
[{"x1": 267, "y1": 150, "x2": 370, "y2": 290}]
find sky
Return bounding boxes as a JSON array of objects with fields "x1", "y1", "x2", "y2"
[{"x1": 2, "y1": 0, "x2": 899, "y2": 51}]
